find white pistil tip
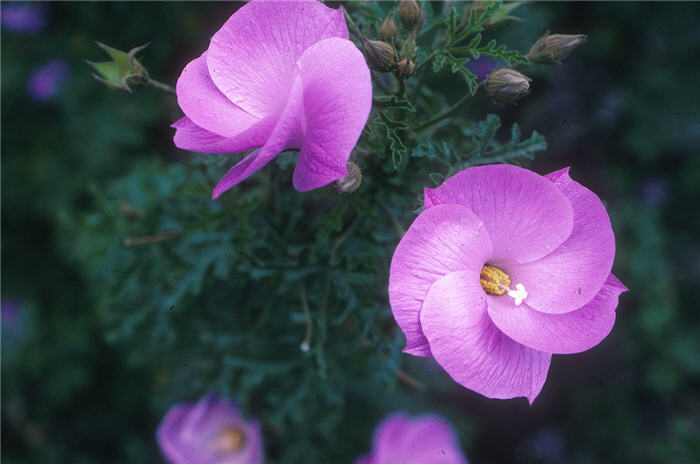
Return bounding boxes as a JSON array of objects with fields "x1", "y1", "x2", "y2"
[{"x1": 508, "y1": 283, "x2": 528, "y2": 306}]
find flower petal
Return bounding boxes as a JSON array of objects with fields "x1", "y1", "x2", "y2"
[
  {"x1": 211, "y1": 75, "x2": 305, "y2": 198},
  {"x1": 389, "y1": 205, "x2": 493, "y2": 357},
  {"x1": 172, "y1": 116, "x2": 276, "y2": 155},
  {"x1": 371, "y1": 413, "x2": 468, "y2": 464},
  {"x1": 292, "y1": 37, "x2": 372, "y2": 191},
  {"x1": 504, "y1": 168, "x2": 617, "y2": 313},
  {"x1": 420, "y1": 271, "x2": 551, "y2": 403},
  {"x1": 424, "y1": 165, "x2": 574, "y2": 263},
  {"x1": 156, "y1": 404, "x2": 192, "y2": 463},
  {"x1": 176, "y1": 53, "x2": 260, "y2": 137},
  {"x1": 207, "y1": 0, "x2": 348, "y2": 118},
  {"x1": 487, "y1": 274, "x2": 627, "y2": 354}
]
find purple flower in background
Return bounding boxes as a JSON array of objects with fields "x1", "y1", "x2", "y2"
[
  {"x1": 389, "y1": 165, "x2": 626, "y2": 402},
  {"x1": 2, "y1": 299, "x2": 22, "y2": 334},
  {"x1": 1, "y1": 2, "x2": 46, "y2": 34},
  {"x1": 172, "y1": 0, "x2": 372, "y2": 197},
  {"x1": 157, "y1": 393, "x2": 263, "y2": 464},
  {"x1": 27, "y1": 60, "x2": 70, "y2": 101},
  {"x1": 356, "y1": 412, "x2": 468, "y2": 464},
  {"x1": 465, "y1": 56, "x2": 503, "y2": 82}
]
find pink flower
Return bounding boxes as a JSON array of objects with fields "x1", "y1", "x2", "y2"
[
  {"x1": 389, "y1": 165, "x2": 627, "y2": 402},
  {"x1": 356, "y1": 412, "x2": 468, "y2": 464},
  {"x1": 172, "y1": 0, "x2": 372, "y2": 197},
  {"x1": 156, "y1": 393, "x2": 263, "y2": 464}
]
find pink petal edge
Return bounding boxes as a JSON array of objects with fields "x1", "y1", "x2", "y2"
[
  {"x1": 389, "y1": 204, "x2": 493, "y2": 357},
  {"x1": 419, "y1": 271, "x2": 551, "y2": 403}
]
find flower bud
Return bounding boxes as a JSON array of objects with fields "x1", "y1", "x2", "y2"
[
  {"x1": 396, "y1": 58, "x2": 415, "y2": 79},
  {"x1": 360, "y1": 38, "x2": 397, "y2": 73},
  {"x1": 379, "y1": 14, "x2": 398, "y2": 43},
  {"x1": 527, "y1": 33, "x2": 587, "y2": 64},
  {"x1": 398, "y1": 0, "x2": 422, "y2": 33},
  {"x1": 86, "y1": 42, "x2": 149, "y2": 93},
  {"x1": 334, "y1": 162, "x2": 362, "y2": 194},
  {"x1": 486, "y1": 68, "x2": 532, "y2": 103}
]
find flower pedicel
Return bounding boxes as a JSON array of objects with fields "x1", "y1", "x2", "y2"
[
  {"x1": 172, "y1": 0, "x2": 372, "y2": 197},
  {"x1": 389, "y1": 165, "x2": 627, "y2": 402}
]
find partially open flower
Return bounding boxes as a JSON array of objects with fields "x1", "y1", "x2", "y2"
[
  {"x1": 356, "y1": 412, "x2": 468, "y2": 464},
  {"x1": 172, "y1": 0, "x2": 372, "y2": 197},
  {"x1": 389, "y1": 165, "x2": 626, "y2": 402},
  {"x1": 527, "y1": 33, "x2": 588, "y2": 64},
  {"x1": 486, "y1": 68, "x2": 532, "y2": 103},
  {"x1": 157, "y1": 393, "x2": 262, "y2": 464}
]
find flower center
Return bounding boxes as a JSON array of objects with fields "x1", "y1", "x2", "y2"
[
  {"x1": 480, "y1": 265, "x2": 511, "y2": 295},
  {"x1": 480, "y1": 264, "x2": 528, "y2": 305},
  {"x1": 210, "y1": 426, "x2": 246, "y2": 454}
]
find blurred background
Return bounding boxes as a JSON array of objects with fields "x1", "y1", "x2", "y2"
[{"x1": 2, "y1": 1, "x2": 699, "y2": 463}]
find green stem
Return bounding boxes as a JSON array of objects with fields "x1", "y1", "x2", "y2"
[
  {"x1": 372, "y1": 73, "x2": 394, "y2": 95},
  {"x1": 342, "y1": 7, "x2": 363, "y2": 39},
  {"x1": 146, "y1": 77, "x2": 175, "y2": 95},
  {"x1": 415, "y1": 93, "x2": 470, "y2": 131}
]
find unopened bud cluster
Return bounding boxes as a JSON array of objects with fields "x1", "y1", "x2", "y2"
[
  {"x1": 362, "y1": 1, "x2": 424, "y2": 80},
  {"x1": 527, "y1": 32, "x2": 587, "y2": 64},
  {"x1": 486, "y1": 68, "x2": 532, "y2": 103}
]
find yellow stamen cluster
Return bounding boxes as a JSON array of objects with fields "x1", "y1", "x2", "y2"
[
  {"x1": 210, "y1": 426, "x2": 246, "y2": 453},
  {"x1": 480, "y1": 265, "x2": 511, "y2": 295}
]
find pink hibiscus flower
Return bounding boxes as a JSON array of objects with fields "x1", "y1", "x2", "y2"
[
  {"x1": 172, "y1": 0, "x2": 372, "y2": 197},
  {"x1": 389, "y1": 165, "x2": 627, "y2": 402},
  {"x1": 157, "y1": 393, "x2": 263, "y2": 464},
  {"x1": 356, "y1": 412, "x2": 468, "y2": 464}
]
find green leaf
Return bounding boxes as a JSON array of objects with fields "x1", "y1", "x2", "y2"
[{"x1": 374, "y1": 111, "x2": 409, "y2": 169}]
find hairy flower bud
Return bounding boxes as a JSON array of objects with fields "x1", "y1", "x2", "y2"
[
  {"x1": 396, "y1": 58, "x2": 416, "y2": 79},
  {"x1": 86, "y1": 42, "x2": 149, "y2": 92},
  {"x1": 334, "y1": 162, "x2": 362, "y2": 194},
  {"x1": 398, "y1": 0, "x2": 422, "y2": 33},
  {"x1": 527, "y1": 33, "x2": 588, "y2": 64},
  {"x1": 360, "y1": 38, "x2": 397, "y2": 73},
  {"x1": 486, "y1": 68, "x2": 532, "y2": 102},
  {"x1": 379, "y1": 14, "x2": 398, "y2": 43}
]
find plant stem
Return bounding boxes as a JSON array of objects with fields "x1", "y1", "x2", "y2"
[
  {"x1": 372, "y1": 73, "x2": 394, "y2": 95},
  {"x1": 146, "y1": 77, "x2": 176, "y2": 95}
]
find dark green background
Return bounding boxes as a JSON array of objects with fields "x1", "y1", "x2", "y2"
[{"x1": 2, "y1": 2, "x2": 699, "y2": 463}]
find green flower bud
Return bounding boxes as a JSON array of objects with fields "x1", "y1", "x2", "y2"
[
  {"x1": 334, "y1": 162, "x2": 362, "y2": 194},
  {"x1": 86, "y1": 42, "x2": 149, "y2": 93},
  {"x1": 527, "y1": 33, "x2": 588, "y2": 64},
  {"x1": 486, "y1": 68, "x2": 532, "y2": 103},
  {"x1": 360, "y1": 38, "x2": 397, "y2": 73},
  {"x1": 379, "y1": 14, "x2": 398, "y2": 43},
  {"x1": 396, "y1": 58, "x2": 416, "y2": 79},
  {"x1": 398, "y1": 0, "x2": 422, "y2": 33}
]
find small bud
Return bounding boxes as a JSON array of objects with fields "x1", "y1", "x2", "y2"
[
  {"x1": 398, "y1": 0, "x2": 422, "y2": 33},
  {"x1": 334, "y1": 162, "x2": 362, "y2": 194},
  {"x1": 85, "y1": 42, "x2": 149, "y2": 93},
  {"x1": 486, "y1": 68, "x2": 532, "y2": 103},
  {"x1": 527, "y1": 33, "x2": 587, "y2": 64},
  {"x1": 396, "y1": 58, "x2": 415, "y2": 79},
  {"x1": 360, "y1": 38, "x2": 397, "y2": 73},
  {"x1": 379, "y1": 14, "x2": 398, "y2": 43}
]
